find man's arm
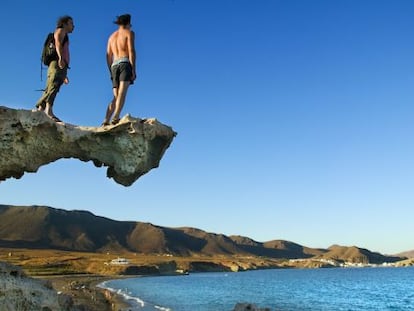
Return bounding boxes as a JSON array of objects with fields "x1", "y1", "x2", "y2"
[
  {"x1": 106, "y1": 38, "x2": 113, "y2": 71},
  {"x1": 54, "y1": 28, "x2": 66, "y2": 69},
  {"x1": 128, "y1": 31, "x2": 136, "y2": 80}
]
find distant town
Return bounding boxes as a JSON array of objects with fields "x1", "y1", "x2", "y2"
[{"x1": 288, "y1": 258, "x2": 413, "y2": 268}]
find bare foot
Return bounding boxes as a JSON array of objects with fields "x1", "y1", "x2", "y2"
[
  {"x1": 111, "y1": 117, "x2": 120, "y2": 125},
  {"x1": 46, "y1": 114, "x2": 62, "y2": 122}
]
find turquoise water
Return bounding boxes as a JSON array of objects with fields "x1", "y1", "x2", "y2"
[{"x1": 100, "y1": 267, "x2": 414, "y2": 311}]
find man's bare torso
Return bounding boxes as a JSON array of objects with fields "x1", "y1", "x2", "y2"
[
  {"x1": 106, "y1": 24, "x2": 136, "y2": 81},
  {"x1": 108, "y1": 29, "x2": 133, "y2": 61}
]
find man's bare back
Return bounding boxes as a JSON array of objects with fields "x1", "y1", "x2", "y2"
[{"x1": 107, "y1": 28, "x2": 136, "y2": 74}]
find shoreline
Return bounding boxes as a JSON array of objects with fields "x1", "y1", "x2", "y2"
[
  {"x1": 22, "y1": 266, "x2": 414, "y2": 311},
  {"x1": 40, "y1": 274, "x2": 136, "y2": 311}
]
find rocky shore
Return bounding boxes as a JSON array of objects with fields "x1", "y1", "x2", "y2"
[
  {"x1": 1, "y1": 261, "x2": 271, "y2": 311},
  {"x1": 0, "y1": 261, "x2": 132, "y2": 311},
  {"x1": 44, "y1": 275, "x2": 133, "y2": 311},
  {"x1": 44, "y1": 275, "x2": 272, "y2": 311}
]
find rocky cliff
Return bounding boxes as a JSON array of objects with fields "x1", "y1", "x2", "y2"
[{"x1": 0, "y1": 106, "x2": 176, "y2": 186}]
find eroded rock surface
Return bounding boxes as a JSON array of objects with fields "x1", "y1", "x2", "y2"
[
  {"x1": 0, "y1": 106, "x2": 176, "y2": 186},
  {"x1": 0, "y1": 261, "x2": 70, "y2": 311}
]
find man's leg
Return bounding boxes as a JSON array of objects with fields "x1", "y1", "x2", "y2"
[
  {"x1": 102, "y1": 99, "x2": 115, "y2": 125},
  {"x1": 43, "y1": 83, "x2": 61, "y2": 120},
  {"x1": 35, "y1": 62, "x2": 63, "y2": 120},
  {"x1": 44, "y1": 102, "x2": 55, "y2": 119},
  {"x1": 111, "y1": 81, "x2": 130, "y2": 124},
  {"x1": 102, "y1": 88, "x2": 118, "y2": 125},
  {"x1": 35, "y1": 66, "x2": 55, "y2": 111},
  {"x1": 44, "y1": 65, "x2": 66, "y2": 121}
]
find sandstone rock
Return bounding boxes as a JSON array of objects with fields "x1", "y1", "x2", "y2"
[
  {"x1": 0, "y1": 106, "x2": 176, "y2": 186},
  {"x1": 229, "y1": 264, "x2": 240, "y2": 272},
  {"x1": 0, "y1": 261, "x2": 71, "y2": 311}
]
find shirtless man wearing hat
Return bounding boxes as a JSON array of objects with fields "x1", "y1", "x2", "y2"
[{"x1": 102, "y1": 14, "x2": 137, "y2": 126}]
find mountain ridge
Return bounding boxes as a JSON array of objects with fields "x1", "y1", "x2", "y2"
[{"x1": 0, "y1": 204, "x2": 404, "y2": 264}]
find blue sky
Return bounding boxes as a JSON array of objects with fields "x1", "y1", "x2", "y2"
[{"x1": 1, "y1": 0, "x2": 414, "y2": 255}]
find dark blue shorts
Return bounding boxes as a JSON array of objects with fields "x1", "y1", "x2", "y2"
[{"x1": 111, "y1": 62, "x2": 134, "y2": 88}]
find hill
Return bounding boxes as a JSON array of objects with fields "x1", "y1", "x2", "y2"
[
  {"x1": 0, "y1": 204, "x2": 403, "y2": 264},
  {"x1": 396, "y1": 250, "x2": 414, "y2": 258},
  {"x1": 318, "y1": 245, "x2": 400, "y2": 264},
  {"x1": 229, "y1": 235, "x2": 326, "y2": 258}
]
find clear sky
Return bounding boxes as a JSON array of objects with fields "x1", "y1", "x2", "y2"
[{"x1": 1, "y1": 0, "x2": 413, "y2": 255}]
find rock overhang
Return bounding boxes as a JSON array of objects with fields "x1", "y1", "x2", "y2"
[{"x1": 0, "y1": 106, "x2": 176, "y2": 186}]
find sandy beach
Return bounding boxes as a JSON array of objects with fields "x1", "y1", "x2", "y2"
[{"x1": 41, "y1": 274, "x2": 135, "y2": 311}]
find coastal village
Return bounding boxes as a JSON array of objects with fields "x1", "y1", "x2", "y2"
[{"x1": 288, "y1": 257, "x2": 413, "y2": 268}]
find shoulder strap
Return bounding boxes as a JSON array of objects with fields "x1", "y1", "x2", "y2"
[{"x1": 43, "y1": 32, "x2": 54, "y2": 45}]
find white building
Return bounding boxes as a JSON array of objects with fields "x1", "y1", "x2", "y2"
[{"x1": 110, "y1": 257, "x2": 130, "y2": 265}]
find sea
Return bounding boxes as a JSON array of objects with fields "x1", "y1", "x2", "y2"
[{"x1": 98, "y1": 266, "x2": 414, "y2": 311}]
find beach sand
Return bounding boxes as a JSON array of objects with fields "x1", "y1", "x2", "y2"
[{"x1": 41, "y1": 274, "x2": 135, "y2": 311}]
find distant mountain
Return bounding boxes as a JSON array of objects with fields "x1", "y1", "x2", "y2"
[
  {"x1": 229, "y1": 235, "x2": 326, "y2": 259},
  {"x1": 0, "y1": 204, "x2": 135, "y2": 251},
  {"x1": 316, "y1": 245, "x2": 401, "y2": 264},
  {"x1": 396, "y1": 250, "x2": 414, "y2": 258},
  {"x1": 0, "y1": 205, "x2": 404, "y2": 263}
]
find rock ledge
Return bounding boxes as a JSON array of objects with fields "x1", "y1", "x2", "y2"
[{"x1": 0, "y1": 106, "x2": 176, "y2": 186}]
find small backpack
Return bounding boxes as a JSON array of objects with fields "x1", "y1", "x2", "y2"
[{"x1": 41, "y1": 32, "x2": 58, "y2": 66}]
